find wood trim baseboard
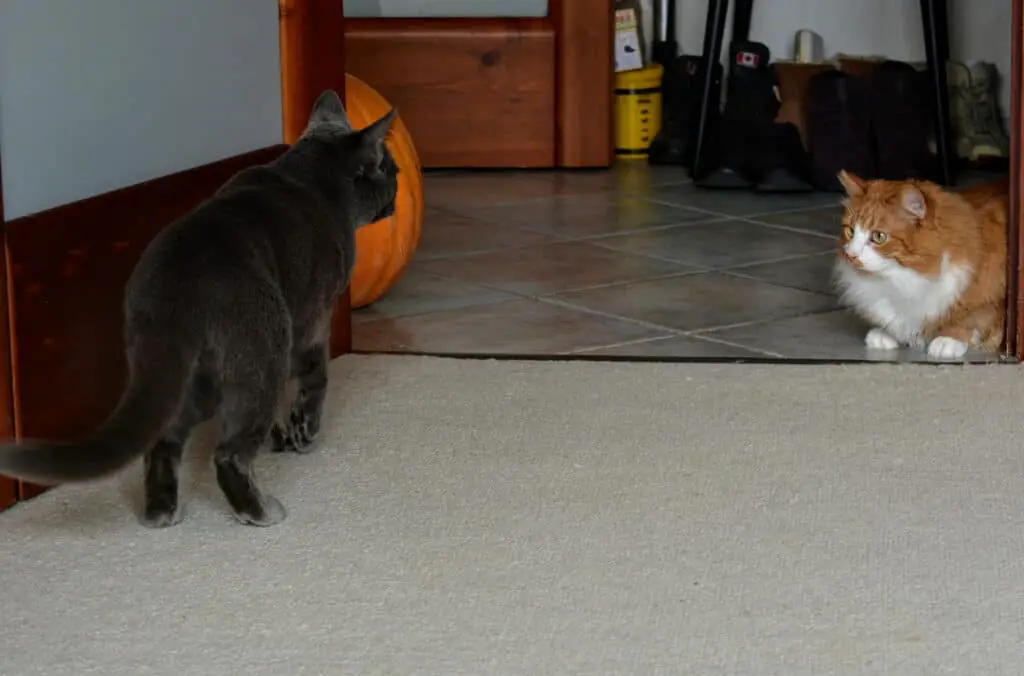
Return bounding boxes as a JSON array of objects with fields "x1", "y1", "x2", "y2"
[
  {"x1": 4, "y1": 145, "x2": 290, "y2": 500},
  {"x1": 1009, "y1": 0, "x2": 1023, "y2": 358}
]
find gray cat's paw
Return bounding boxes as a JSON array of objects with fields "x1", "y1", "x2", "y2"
[
  {"x1": 140, "y1": 505, "x2": 184, "y2": 529},
  {"x1": 233, "y1": 495, "x2": 287, "y2": 527},
  {"x1": 270, "y1": 409, "x2": 318, "y2": 454}
]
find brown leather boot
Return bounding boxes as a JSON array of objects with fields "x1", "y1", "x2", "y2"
[
  {"x1": 835, "y1": 54, "x2": 886, "y2": 80},
  {"x1": 772, "y1": 61, "x2": 835, "y2": 150}
]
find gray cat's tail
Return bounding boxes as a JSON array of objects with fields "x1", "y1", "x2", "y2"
[{"x1": 0, "y1": 340, "x2": 195, "y2": 485}]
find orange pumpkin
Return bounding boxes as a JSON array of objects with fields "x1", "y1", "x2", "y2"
[{"x1": 343, "y1": 74, "x2": 424, "y2": 309}]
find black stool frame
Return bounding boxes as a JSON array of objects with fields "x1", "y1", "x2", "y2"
[{"x1": 688, "y1": 0, "x2": 955, "y2": 186}]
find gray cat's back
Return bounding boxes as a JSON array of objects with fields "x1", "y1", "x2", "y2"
[{"x1": 126, "y1": 160, "x2": 344, "y2": 336}]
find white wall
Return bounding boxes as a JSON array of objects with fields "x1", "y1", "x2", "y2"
[
  {"x1": 0, "y1": 0, "x2": 283, "y2": 220},
  {"x1": 640, "y1": 0, "x2": 1013, "y2": 117}
]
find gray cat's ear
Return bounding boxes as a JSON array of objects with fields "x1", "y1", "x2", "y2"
[
  {"x1": 307, "y1": 89, "x2": 351, "y2": 129},
  {"x1": 358, "y1": 108, "x2": 398, "y2": 147}
]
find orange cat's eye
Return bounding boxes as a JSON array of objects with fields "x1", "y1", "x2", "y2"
[
  {"x1": 842, "y1": 226, "x2": 854, "y2": 239},
  {"x1": 871, "y1": 231, "x2": 888, "y2": 244}
]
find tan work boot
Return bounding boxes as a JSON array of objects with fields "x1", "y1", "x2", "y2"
[{"x1": 947, "y1": 59, "x2": 1010, "y2": 162}]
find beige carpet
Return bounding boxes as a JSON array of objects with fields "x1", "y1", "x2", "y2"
[{"x1": 2, "y1": 355, "x2": 1024, "y2": 675}]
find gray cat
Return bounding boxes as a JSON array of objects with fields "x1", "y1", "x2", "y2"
[{"x1": 0, "y1": 90, "x2": 398, "y2": 528}]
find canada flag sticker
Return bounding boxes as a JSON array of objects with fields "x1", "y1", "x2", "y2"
[{"x1": 736, "y1": 51, "x2": 759, "y2": 68}]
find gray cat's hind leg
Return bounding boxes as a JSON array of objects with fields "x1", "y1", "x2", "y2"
[
  {"x1": 141, "y1": 437, "x2": 188, "y2": 529},
  {"x1": 271, "y1": 342, "x2": 328, "y2": 454},
  {"x1": 214, "y1": 362, "x2": 289, "y2": 527},
  {"x1": 141, "y1": 369, "x2": 220, "y2": 528}
]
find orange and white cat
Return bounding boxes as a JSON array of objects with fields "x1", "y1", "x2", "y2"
[{"x1": 833, "y1": 170, "x2": 1008, "y2": 359}]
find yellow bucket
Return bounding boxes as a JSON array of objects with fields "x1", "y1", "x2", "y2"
[{"x1": 614, "y1": 64, "x2": 663, "y2": 160}]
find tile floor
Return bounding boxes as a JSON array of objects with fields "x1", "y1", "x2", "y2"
[{"x1": 352, "y1": 164, "x2": 1011, "y2": 363}]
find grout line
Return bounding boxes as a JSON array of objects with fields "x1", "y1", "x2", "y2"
[
  {"x1": 681, "y1": 334, "x2": 787, "y2": 359},
  {"x1": 425, "y1": 177, "x2": 703, "y2": 217},
  {"x1": 683, "y1": 307, "x2": 843, "y2": 336},
  {"x1": 719, "y1": 250, "x2": 838, "y2": 271},
  {"x1": 413, "y1": 239, "x2": 562, "y2": 262},
  {"x1": 351, "y1": 295, "x2": 531, "y2": 325},
  {"x1": 738, "y1": 200, "x2": 843, "y2": 218},
  {"x1": 582, "y1": 242, "x2": 713, "y2": 268},
  {"x1": 425, "y1": 184, "x2": 656, "y2": 213},
  {"x1": 561, "y1": 335, "x2": 683, "y2": 355},
  {"x1": 564, "y1": 333, "x2": 784, "y2": 359},
  {"x1": 634, "y1": 196, "x2": 731, "y2": 217},
  {"x1": 548, "y1": 215, "x2": 734, "y2": 242},
  {"x1": 427, "y1": 212, "x2": 733, "y2": 245},
  {"x1": 535, "y1": 295, "x2": 691, "y2": 337},
  {"x1": 415, "y1": 259, "x2": 708, "y2": 299},
  {"x1": 718, "y1": 266, "x2": 840, "y2": 298},
  {"x1": 534, "y1": 269, "x2": 711, "y2": 297},
  {"x1": 718, "y1": 273, "x2": 837, "y2": 298},
  {"x1": 739, "y1": 218, "x2": 841, "y2": 241},
  {"x1": 615, "y1": 179, "x2": 695, "y2": 195},
  {"x1": 585, "y1": 240, "x2": 837, "y2": 274},
  {"x1": 638, "y1": 195, "x2": 842, "y2": 221}
]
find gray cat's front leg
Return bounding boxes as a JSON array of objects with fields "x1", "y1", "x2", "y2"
[{"x1": 271, "y1": 343, "x2": 328, "y2": 454}]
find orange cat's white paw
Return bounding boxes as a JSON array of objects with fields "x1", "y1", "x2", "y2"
[
  {"x1": 927, "y1": 336, "x2": 968, "y2": 359},
  {"x1": 865, "y1": 328, "x2": 899, "y2": 350}
]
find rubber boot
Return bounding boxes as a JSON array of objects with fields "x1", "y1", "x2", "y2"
[
  {"x1": 752, "y1": 121, "x2": 815, "y2": 192},
  {"x1": 696, "y1": 41, "x2": 775, "y2": 189},
  {"x1": 647, "y1": 54, "x2": 722, "y2": 167},
  {"x1": 868, "y1": 60, "x2": 933, "y2": 180},
  {"x1": 805, "y1": 70, "x2": 875, "y2": 191}
]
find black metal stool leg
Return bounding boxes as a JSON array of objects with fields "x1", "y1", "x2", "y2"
[
  {"x1": 920, "y1": 0, "x2": 955, "y2": 185},
  {"x1": 732, "y1": 0, "x2": 754, "y2": 44},
  {"x1": 690, "y1": 0, "x2": 730, "y2": 180}
]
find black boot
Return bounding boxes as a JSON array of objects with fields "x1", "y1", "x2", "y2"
[
  {"x1": 752, "y1": 121, "x2": 815, "y2": 192},
  {"x1": 868, "y1": 60, "x2": 934, "y2": 180},
  {"x1": 647, "y1": 54, "x2": 722, "y2": 167},
  {"x1": 805, "y1": 70, "x2": 876, "y2": 191},
  {"x1": 696, "y1": 41, "x2": 778, "y2": 189}
]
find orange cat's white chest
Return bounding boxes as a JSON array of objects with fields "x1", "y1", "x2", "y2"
[{"x1": 833, "y1": 251, "x2": 973, "y2": 343}]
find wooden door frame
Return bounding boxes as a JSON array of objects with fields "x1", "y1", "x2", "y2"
[
  {"x1": 1009, "y1": 0, "x2": 1024, "y2": 358},
  {"x1": 0, "y1": 159, "x2": 18, "y2": 509},
  {"x1": 278, "y1": 0, "x2": 352, "y2": 357}
]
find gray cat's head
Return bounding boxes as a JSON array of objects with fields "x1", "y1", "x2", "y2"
[
  {"x1": 303, "y1": 90, "x2": 400, "y2": 223},
  {"x1": 304, "y1": 90, "x2": 397, "y2": 176}
]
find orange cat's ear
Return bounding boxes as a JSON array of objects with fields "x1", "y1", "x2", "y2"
[
  {"x1": 837, "y1": 170, "x2": 866, "y2": 197},
  {"x1": 900, "y1": 186, "x2": 927, "y2": 220}
]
